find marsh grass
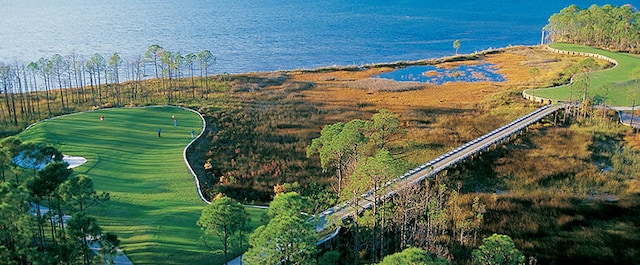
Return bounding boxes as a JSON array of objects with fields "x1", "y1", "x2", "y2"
[
  {"x1": 194, "y1": 47, "x2": 590, "y2": 210},
  {"x1": 443, "y1": 113, "x2": 640, "y2": 264},
  {"x1": 342, "y1": 78, "x2": 427, "y2": 92}
]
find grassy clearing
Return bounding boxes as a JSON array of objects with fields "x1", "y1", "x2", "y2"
[
  {"x1": 531, "y1": 43, "x2": 640, "y2": 106},
  {"x1": 18, "y1": 106, "x2": 266, "y2": 265}
]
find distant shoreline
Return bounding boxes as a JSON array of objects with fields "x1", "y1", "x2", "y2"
[{"x1": 266, "y1": 45, "x2": 532, "y2": 74}]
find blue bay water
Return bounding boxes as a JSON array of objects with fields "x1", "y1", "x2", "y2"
[{"x1": 0, "y1": 0, "x2": 632, "y2": 74}]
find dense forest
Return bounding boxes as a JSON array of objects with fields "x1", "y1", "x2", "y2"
[{"x1": 545, "y1": 4, "x2": 640, "y2": 53}]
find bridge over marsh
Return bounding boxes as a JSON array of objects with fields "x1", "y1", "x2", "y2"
[{"x1": 314, "y1": 104, "x2": 563, "y2": 244}]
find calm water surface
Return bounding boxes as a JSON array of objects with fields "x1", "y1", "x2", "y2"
[
  {"x1": 0, "y1": 0, "x2": 632, "y2": 74},
  {"x1": 374, "y1": 63, "x2": 506, "y2": 84}
]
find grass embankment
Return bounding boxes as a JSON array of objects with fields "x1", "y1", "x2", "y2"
[
  {"x1": 18, "y1": 106, "x2": 266, "y2": 265},
  {"x1": 530, "y1": 43, "x2": 640, "y2": 106}
]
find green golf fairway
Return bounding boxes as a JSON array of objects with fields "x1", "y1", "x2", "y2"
[
  {"x1": 530, "y1": 43, "x2": 640, "y2": 106},
  {"x1": 18, "y1": 106, "x2": 261, "y2": 264}
]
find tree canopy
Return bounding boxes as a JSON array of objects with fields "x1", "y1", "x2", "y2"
[
  {"x1": 546, "y1": 4, "x2": 640, "y2": 53},
  {"x1": 453, "y1": 40, "x2": 461, "y2": 55},
  {"x1": 377, "y1": 247, "x2": 449, "y2": 265},
  {"x1": 307, "y1": 109, "x2": 405, "y2": 195},
  {"x1": 0, "y1": 141, "x2": 114, "y2": 265},
  {"x1": 243, "y1": 192, "x2": 317, "y2": 265},
  {"x1": 197, "y1": 195, "x2": 246, "y2": 264},
  {"x1": 306, "y1": 119, "x2": 367, "y2": 193},
  {"x1": 472, "y1": 234, "x2": 525, "y2": 265}
]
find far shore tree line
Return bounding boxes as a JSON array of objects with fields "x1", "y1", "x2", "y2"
[
  {"x1": 546, "y1": 4, "x2": 640, "y2": 53},
  {"x1": 0, "y1": 44, "x2": 219, "y2": 136}
]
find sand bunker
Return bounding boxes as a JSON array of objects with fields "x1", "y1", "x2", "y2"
[
  {"x1": 13, "y1": 153, "x2": 87, "y2": 170},
  {"x1": 62, "y1": 155, "x2": 87, "y2": 168}
]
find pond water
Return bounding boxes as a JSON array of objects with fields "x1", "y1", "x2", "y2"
[{"x1": 372, "y1": 62, "x2": 506, "y2": 85}]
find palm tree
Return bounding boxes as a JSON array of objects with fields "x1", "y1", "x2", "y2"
[
  {"x1": 36, "y1": 57, "x2": 53, "y2": 115},
  {"x1": 630, "y1": 78, "x2": 638, "y2": 127},
  {"x1": 26, "y1": 61, "x2": 42, "y2": 118},
  {"x1": 0, "y1": 63, "x2": 16, "y2": 125},
  {"x1": 528, "y1": 67, "x2": 540, "y2": 99},
  {"x1": 129, "y1": 55, "x2": 144, "y2": 103},
  {"x1": 89, "y1": 53, "x2": 106, "y2": 107},
  {"x1": 69, "y1": 52, "x2": 86, "y2": 103},
  {"x1": 160, "y1": 51, "x2": 175, "y2": 102},
  {"x1": 50, "y1": 54, "x2": 67, "y2": 111}
]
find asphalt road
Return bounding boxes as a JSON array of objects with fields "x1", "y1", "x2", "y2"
[{"x1": 615, "y1": 108, "x2": 640, "y2": 129}]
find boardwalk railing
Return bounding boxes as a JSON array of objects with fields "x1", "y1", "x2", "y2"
[{"x1": 315, "y1": 104, "x2": 562, "y2": 243}]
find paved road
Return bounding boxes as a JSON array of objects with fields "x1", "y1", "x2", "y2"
[{"x1": 614, "y1": 108, "x2": 640, "y2": 129}]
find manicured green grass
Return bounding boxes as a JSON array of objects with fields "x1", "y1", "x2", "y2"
[
  {"x1": 18, "y1": 106, "x2": 266, "y2": 264},
  {"x1": 530, "y1": 43, "x2": 640, "y2": 106}
]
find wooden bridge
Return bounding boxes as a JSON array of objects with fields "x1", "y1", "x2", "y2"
[
  {"x1": 228, "y1": 104, "x2": 563, "y2": 264},
  {"x1": 314, "y1": 104, "x2": 563, "y2": 245}
]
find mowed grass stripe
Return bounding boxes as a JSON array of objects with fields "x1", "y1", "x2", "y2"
[
  {"x1": 531, "y1": 43, "x2": 640, "y2": 106},
  {"x1": 18, "y1": 107, "x2": 264, "y2": 264}
]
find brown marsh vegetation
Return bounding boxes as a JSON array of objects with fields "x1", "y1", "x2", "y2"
[
  {"x1": 3, "y1": 45, "x2": 639, "y2": 264},
  {"x1": 188, "y1": 46, "x2": 639, "y2": 263},
  {"x1": 190, "y1": 46, "x2": 583, "y2": 203}
]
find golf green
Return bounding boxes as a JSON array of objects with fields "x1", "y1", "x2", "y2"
[
  {"x1": 18, "y1": 106, "x2": 259, "y2": 264},
  {"x1": 529, "y1": 43, "x2": 640, "y2": 106}
]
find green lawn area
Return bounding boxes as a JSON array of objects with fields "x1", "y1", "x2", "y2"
[
  {"x1": 18, "y1": 106, "x2": 266, "y2": 265},
  {"x1": 529, "y1": 43, "x2": 640, "y2": 106}
]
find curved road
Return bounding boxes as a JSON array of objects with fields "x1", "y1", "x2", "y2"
[{"x1": 614, "y1": 107, "x2": 640, "y2": 129}]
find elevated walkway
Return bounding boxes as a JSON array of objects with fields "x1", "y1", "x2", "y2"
[
  {"x1": 315, "y1": 104, "x2": 562, "y2": 241},
  {"x1": 228, "y1": 104, "x2": 563, "y2": 264}
]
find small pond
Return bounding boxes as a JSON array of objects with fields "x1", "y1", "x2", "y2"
[{"x1": 373, "y1": 62, "x2": 506, "y2": 85}]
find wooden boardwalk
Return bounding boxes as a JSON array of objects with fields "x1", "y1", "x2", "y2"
[{"x1": 316, "y1": 104, "x2": 562, "y2": 239}]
